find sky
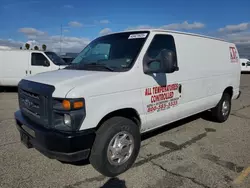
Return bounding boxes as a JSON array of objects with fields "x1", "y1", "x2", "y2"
[{"x1": 0, "y1": 0, "x2": 250, "y2": 57}]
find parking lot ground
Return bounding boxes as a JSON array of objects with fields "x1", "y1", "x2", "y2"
[{"x1": 1, "y1": 74, "x2": 250, "y2": 188}]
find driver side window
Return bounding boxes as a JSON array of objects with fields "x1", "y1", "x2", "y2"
[
  {"x1": 31, "y1": 53, "x2": 50, "y2": 66},
  {"x1": 146, "y1": 34, "x2": 177, "y2": 70}
]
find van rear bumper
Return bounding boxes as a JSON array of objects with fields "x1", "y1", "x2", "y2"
[{"x1": 14, "y1": 110, "x2": 96, "y2": 162}]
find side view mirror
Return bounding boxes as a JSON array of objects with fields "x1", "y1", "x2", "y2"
[
  {"x1": 143, "y1": 49, "x2": 179, "y2": 74},
  {"x1": 43, "y1": 60, "x2": 50, "y2": 67}
]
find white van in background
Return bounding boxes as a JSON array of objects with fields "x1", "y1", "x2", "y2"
[
  {"x1": 240, "y1": 58, "x2": 250, "y2": 73},
  {"x1": 0, "y1": 50, "x2": 68, "y2": 86},
  {"x1": 14, "y1": 29, "x2": 241, "y2": 177}
]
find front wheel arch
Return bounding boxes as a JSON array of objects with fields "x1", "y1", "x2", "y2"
[{"x1": 96, "y1": 108, "x2": 141, "y2": 131}]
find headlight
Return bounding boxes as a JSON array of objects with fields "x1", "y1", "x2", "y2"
[
  {"x1": 52, "y1": 98, "x2": 86, "y2": 132},
  {"x1": 53, "y1": 98, "x2": 84, "y2": 111},
  {"x1": 64, "y1": 114, "x2": 71, "y2": 126}
]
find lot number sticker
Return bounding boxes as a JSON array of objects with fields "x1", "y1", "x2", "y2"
[{"x1": 128, "y1": 33, "x2": 148, "y2": 39}]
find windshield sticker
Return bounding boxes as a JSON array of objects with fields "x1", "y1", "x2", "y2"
[
  {"x1": 128, "y1": 33, "x2": 148, "y2": 39},
  {"x1": 145, "y1": 84, "x2": 181, "y2": 113}
]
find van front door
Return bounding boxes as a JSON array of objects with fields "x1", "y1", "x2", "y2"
[
  {"x1": 28, "y1": 52, "x2": 52, "y2": 76},
  {"x1": 140, "y1": 34, "x2": 183, "y2": 131}
]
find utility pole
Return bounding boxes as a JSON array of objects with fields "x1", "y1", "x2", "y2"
[{"x1": 60, "y1": 24, "x2": 62, "y2": 55}]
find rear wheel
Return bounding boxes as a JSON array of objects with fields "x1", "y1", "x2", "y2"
[
  {"x1": 89, "y1": 116, "x2": 141, "y2": 177},
  {"x1": 211, "y1": 92, "x2": 232, "y2": 123}
]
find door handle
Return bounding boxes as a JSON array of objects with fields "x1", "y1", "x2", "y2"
[
  {"x1": 29, "y1": 70, "x2": 31, "y2": 74},
  {"x1": 178, "y1": 84, "x2": 182, "y2": 93},
  {"x1": 25, "y1": 70, "x2": 28, "y2": 75}
]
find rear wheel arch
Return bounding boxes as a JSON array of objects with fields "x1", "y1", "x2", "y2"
[{"x1": 223, "y1": 86, "x2": 233, "y2": 98}]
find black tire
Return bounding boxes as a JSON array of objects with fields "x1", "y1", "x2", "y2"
[
  {"x1": 89, "y1": 116, "x2": 141, "y2": 177},
  {"x1": 211, "y1": 92, "x2": 232, "y2": 123}
]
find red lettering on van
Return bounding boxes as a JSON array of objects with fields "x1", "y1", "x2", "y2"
[{"x1": 229, "y1": 47, "x2": 239, "y2": 63}]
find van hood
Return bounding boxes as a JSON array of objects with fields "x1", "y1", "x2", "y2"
[{"x1": 24, "y1": 69, "x2": 119, "y2": 97}]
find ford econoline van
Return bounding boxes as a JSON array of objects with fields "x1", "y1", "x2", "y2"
[{"x1": 14, "y1": 29, "x2": 241, "y2": 177}]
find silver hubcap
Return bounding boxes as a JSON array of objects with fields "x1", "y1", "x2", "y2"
[
  {"x1": 107, "y1": 131, "x2": 134, "y2": 166},
  {"x1": 222, "y1": 100, "x2": 230, "y2": 116}
]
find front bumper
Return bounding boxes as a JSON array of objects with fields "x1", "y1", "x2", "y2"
[{"x1": 14, "y1": 110, "x2": 96, "y2": 162}]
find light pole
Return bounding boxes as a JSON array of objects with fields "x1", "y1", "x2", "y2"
[{"x1": 60, "y1": 24, "x2": 62, "y2": 55}]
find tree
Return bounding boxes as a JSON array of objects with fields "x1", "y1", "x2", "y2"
[
  {"x1": 34, "y1": 46, "x2": 39, "y2": 50},
  {"x1": 20, "y1": 47, "x2": 22, "y2": 50},
  {"x1": 42, "y1": 44, "x2": 47, "y2": 51},
  {"x1": 25, "y1": 43, "x2": 30, "y2": 50}
]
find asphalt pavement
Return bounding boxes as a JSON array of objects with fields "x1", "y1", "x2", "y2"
[{"x1": 1, "y1": 74, "x2": 250, "y2": 188}]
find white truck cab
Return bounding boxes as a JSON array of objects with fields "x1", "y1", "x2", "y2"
[
  {"x1": 14, "y1": 29, "x2": 241, "y2": 177},
  {"x1": 0, "y1": 50, "x2": 68, "y2": 86},
  {"x1": 240, "y1": 58, "x2": 250, "y2": 72}
]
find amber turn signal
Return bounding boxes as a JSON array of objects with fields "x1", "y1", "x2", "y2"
[
  {"x1": 73, "y1": 101, "x2": 84, "y2": 109},
  {"x1": 62, "y1": 100, "x2": 71, "y2": 110}
]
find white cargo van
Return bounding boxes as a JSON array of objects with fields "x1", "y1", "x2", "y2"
[
  {"x1": 240, "y1": 58, "x2": 250, "y2": 72},
  {"x1": 14, "y1": 29, "x2": 241, "y2": 177},
  {"x1": 0, "y1": 50, "x2": 68, "y2": 87}
]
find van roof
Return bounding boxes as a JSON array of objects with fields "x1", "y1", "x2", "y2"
[{"x1": 104, "y1": 29, "x2": 230, "y2": 43}]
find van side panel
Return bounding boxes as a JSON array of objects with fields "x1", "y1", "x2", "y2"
[
  {"x1": 139, "y1": 32, "x2": 240, "y2": 131},
  {"x1": 1, "y1": 51, "x2": 30, "y2": 86},
  {"x1": 172, "y1": 33, "x2": 240, "y2": 115},
  {"x1": 174, "y1": 33, "x2": 239, "y2": 101}
]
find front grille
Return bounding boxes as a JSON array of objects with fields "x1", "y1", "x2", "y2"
[
  {"x1": 19, "y1": 89, "x2": 41, "y2": 117},
  {"x1": 17, "y1": 80, "x2": 55, "y2": 128},
  {"x1": 19, "y1": 88, "x2": 49, "y2": 127}
]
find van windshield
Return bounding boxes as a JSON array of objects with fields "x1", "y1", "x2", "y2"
[
  {"x1": 45, "y1": 52, "x2": 69, "y2": 66},
  {"x1": 65, "y1": 31, "x2": 149, "y2": 72}
]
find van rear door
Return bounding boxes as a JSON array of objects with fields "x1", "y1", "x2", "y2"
[{"x1": 28, "y1": 52, "x2": 52, "y2": 76}]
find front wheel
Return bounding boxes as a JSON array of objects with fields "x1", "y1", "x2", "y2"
[
  {"x1": 89, "y1": 116, "x2": 141, "y2": 177},
  {"x1": 211, "y1": 93, "x2": 232, "y2": 123}
]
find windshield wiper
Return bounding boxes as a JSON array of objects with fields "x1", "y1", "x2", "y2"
[{"x1": 84, "y1": 63, "x2": 115, "y2": 71}]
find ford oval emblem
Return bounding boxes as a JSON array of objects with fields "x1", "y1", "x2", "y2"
[{"x1": 23, "y1": 99, "x2": 32, "y2": 108}]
